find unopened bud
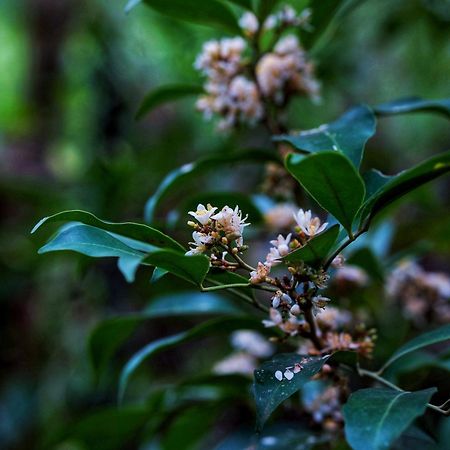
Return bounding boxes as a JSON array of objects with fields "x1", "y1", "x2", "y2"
[
  {"x1": 272, "y1": 296, "x2": 281, "y2": 308},
  {"x1": 281, "y1": 293, "x2": 293, "y2": 304},
  {"x1": 221, "y1": 237, "x2": 228, "y2": 245},
  {"x1": 290, "y1": 304, "x2": 301, "y2": 315},
  {"x1": 232, "y1": 248, "x2": 239, "y2": 254},
  {"x1": 187, "y1": 221, "x2": 196, "y2": 227}
]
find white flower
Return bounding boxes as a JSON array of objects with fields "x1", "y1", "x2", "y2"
[
  {"x1": 213, "y1": 352, "x2": 256, "y2": 376},
  {"x1": 262, "y1": 308, "x2": 283, "y2": 328},
  {"x1": 265, "y1": 246, "x2": 282, "y2": 267},
  {"x1": 231, "y1": 330, "x2": 273, "y2": 358},
  {"x1": 239, "y1": 12, "x2": 259, "y2": 35},
  {"x1": 331, "y1": 254, "x2": 345, "y2": 269},
  {"x1": 274, "y1": 35, "x2": 302, "y2": 56},
  {"x1": 186, "y1": 231, "x2": 215, "y2": 255},
  {"x1": 250, "y1": 262, "x2": 270, "y2": 284},
  {"x1": 188, "y1": 203, "x2": 217, "y2": 225},
  {"x1": 270, "y1": 233, "x2": 292, "y2": 257},
  {"x1": 211, "y1": 205, "x2": 249, "y2": 246},
  {"x1": 264, "y1": 203, "x2": 297, "y2": 230},
  {"x1": 312, "y1": 295, "x2": 331, "y2": 316},
  {"x1": 293, "y1": 209, "x2": 328, "y2": 237},
  {"x1": 290, "y1": 304, "x2": 301, "y2": 316},
  {"x1": 335, "y1": 266, "x2": 369, "y2": 287}
]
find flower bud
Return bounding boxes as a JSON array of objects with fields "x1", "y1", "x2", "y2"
[{"x1": 290, "y1": 304, "x2": 301, "y2": 315}]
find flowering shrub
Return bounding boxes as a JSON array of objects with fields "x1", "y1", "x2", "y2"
[{"x1": 32, "y1": 1, "x2": 450, "y2": 449}]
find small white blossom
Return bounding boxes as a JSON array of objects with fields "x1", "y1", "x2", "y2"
[
  {"x1": 212, "y1": 205, "x2": 249, "y2": 246},
  {"x1": 239, "y1": 12, "x2": 259, "y2": 36},
  {"x1": 264, "y1": 203, "x2": 297, "y2": 230},
  {"x1": 335, "y1": 265, "x2": 369, "y2": 287},
  {"x1": 188, "y1": 203, "x2": 217, "y2": 225},
  {"x1": 270, "y1": 233, "x2": 292, "y2": 257},
  {"x1": 331, "y1": 254, "x2": 345, "y2": 269},
  {"x1": 290, "y1": 304, "x2": 301, "y2": 315},
  {"x1": 271, "y1": 293, "x2": 281, "y2": 309},
  {"x1": 250, "y1": 262, "x2": 270, "y2": 284},
  {"x1": 231, "y1": 330, "x2": 273, "y2": 358},
  {"x1": 186, "y1": 231, "x2": 215, "y2": 255},
  {"x1": 312, "y1": 295, "x2": 331, "y2": 316},
  {"x1": 293, "y1": 209, "x2": 328, "y2": 237},
  {"x1": 265, "y1": 246, "x2": 282, "y2": 267},
  {"x1": 213, "y1": 352, "x2": 256, "y2": 376},
  {"x1": 262, "y1": 307, "x2": 283, "y2": 328}
]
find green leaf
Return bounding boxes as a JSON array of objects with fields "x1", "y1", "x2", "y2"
[
  {"x1": 381, "y1": 324, "x2": 450, "y2": 372},
  {"x1": 226, "y1": 0, "x2": 253, "y2": 9},
  {"x1": 275, "y1": 105, "x2": 376, "y2": 167},
  {"x1": 343, "y1": 388, "x2": 436, "y2": 450},
  {"x1": 51, "y1": 406, "x2": 150, "y2": 450},
  {"x1": 89, "y1": 292, "x2": 244, "y2": 375},
  {"x1": 286, "y1": 152, "x2": 365, "y2": 234},
  {"x1": 143, "y1": 249, "x2": 210, "y2": 285},
  {"x1": 374, "y1": 97, "x2": 450, "y2": 118},
  {"x1": 150, "y1": 266, "x2": 168, "y2": 283},
  {"x1": 252, "y1": 353, "x2": 331, "y2": 430},
  {"x1": 135, "y1": 84, "x2": 203, "y2": 120},
  {"x1": 117, "y1": 254, "x2": 145, "y2": 282},
  {"x1": 144, "y1": 149, "x2": 280, "y2": 223},
  {"x1": 38, "y1": 224, "x2": 145, "y2": 259},
  {"x1": 125, "y1": 0, "x2": 240, "y2": 34},
  {"x1": 359, "y1": 151, "x2": 450, "y2": 226},
  {"x1": 32, "y1": 209, "x2": 184, "y2": 252},
  {"x1": 282, "y1": 224, "x2": 340, "y2": 267},
  {"x1": 119, "y1": 316, "x2": 263, "y2": 403}
]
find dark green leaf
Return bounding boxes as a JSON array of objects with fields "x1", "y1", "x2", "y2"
[
  {"x1": 119, "y1": 316, "x2": 263, "y2": 403},
  {"x1": 125, "y1": 0, "x2": 240, "y2": 34},
  {"x1": 343, "y1": 388, "x2": 436, "y2": 450},
  {"x1": 38, "y1": 224, "x2": 145, "y2": 259},
  {"x1": 374, "y1": 97, "x2": 450, "y2": 118},
  {"x1": 381, "y1": 324, "x2": 450, "y2": 372},
  {"x1": 135, "y1": 84, "x2": 203, "y2": 120},
  {"x1": 226, "y1": 0, "x2": 253, "y2": 9},
  {"x1": 150, "y1": 266, "x2": 168, "y2": 283},
  {"x1": 363, "y1": 169, "x2": 392, "y2": 200},
  {"x1": 286, "y1": 152, "x2": 365, "y2": 234},
  {"x1": 392, "y1": 426, "x2": 437, "y2": 450},
  {"x1": 359, "y1": 151, "x2": 450, "y2": 226},
  {"x1": 32, "y1": 209, "x2": 184, "y2": 251},
  {"x1": 282, "y1": 224, "x2": 340, "y2": 267},
  {"x1": 144, "y1": 149, "x2": 280, "y2": 223},
  {"x1": 89, "y1": 292, "x2": 244, "y2": 375},
  {"x1": 252, "y1": 353, "x2": 331, "y2": 430},
  {"x1": 142, "y1": 249, "x2": 210, "y2": 285},
  {"x1": 117, "y1": 254, "x2": 145, "y2": 283},
  {"x1": 275, "y1": 105, "x2": 376, "y2": 167},
  {"x1": 255, "y1": 0, "x2": 281, "y2": 22}
]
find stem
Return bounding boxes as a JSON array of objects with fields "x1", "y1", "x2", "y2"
[
  {"x1": 323, "y1": 225, "x2": 369, "y2": 271},
  {"x1": 358, "y1": 366, "x2": 450, "y2": 416},
  {"x1": 229, "y1": 251, "x2": 256, "y2": 272},
  {"x1": 304, "y1": 305, "x2": 323, "y2": 350},
  {"x1": 201, "y1": 283, "x2": 252, "y2": 292}
]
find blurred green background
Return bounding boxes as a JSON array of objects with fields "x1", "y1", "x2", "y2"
[{"x1": 0, "y1": 0, "x2": 449, "y2": 448}]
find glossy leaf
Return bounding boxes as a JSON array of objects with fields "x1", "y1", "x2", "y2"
[
  {"x1": 275, "y1": 105, "x2": 376, "y2": 167},
  {"x1": 89, "y1": 292, "x2": 243, "y2": 375},
  {"x1": 343, "y1": 388, "x2": 436, "y2": 450},
  {"x1": 117, "y1": 254, "x2": 145, "y2": 283},
  {"x1": 252, "y1": 353, "x2": 331, "y2": 430},
  {"x1": 119, "y1": 316, "x2": 263, "y2": 403},
  {"x1": 135, "y1": 84, "x2": 203, "y2": 120},
  {"x1": 374, "y1": 97, "x2": 450, "y2": 118},
  {"x1": 359, "y1": 151, "x2": 450, "y2": 226},
  {"x1": 150, "y1": 266, "x2": 168, "y2": 283},
  {"x1": 38, "y1": 224, "x2": 145, "y2": 259},
  {"x1": 144, "y1": 149, "x2": 279, "y2": 223},
  {"x1": 286, "y1": 152, "x2": 365, "y2": 234},
  {"x1": 282, "y1": 224, "x2": 340, "y2": 267},
  {"x1": 142, "y1": 250, "x2": 210, "y2": 285},
  {"x1": 381, "y1": 324, "x2": 450, "y2": 372},
  {"x1": 32, "y1": 209, "x2": 184, "y2": 251},
  {"x1": 125, "y1": 0, "x2": 240, "y2": 34}
]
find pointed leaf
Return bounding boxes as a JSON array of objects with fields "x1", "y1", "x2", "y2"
[
  {"x1": 286, "y1": 152, "x2": 365, "y2": 234},
  {"x1": 125, "y1": 0, "x2": 240, "y2": 34},
  {"x1": 119, "y1": 316, "x2": 263, "y2": 403},
  {"x1": 374, "y1": 97, "x2": 450, "y2": 118},
  {"x1": 32, "y1": 209, "x2": 184, "y2": 251},
  {"x1": 252, "y1": 353, "x2": 331, "y2": 430},
  {"x1": 343, "y1": 388, "x2": 436, "y2": 450},
  {"x1": 117, "y1": 254, "x2": 144, "y2": 282},
  {"x1": 136, "y1": 84, "x2": 203, "y2": 120},
  {"x1": 359, "y1": 151, "x2": 450, "y2": 226},
  {"x1": 144, "y1": 149, "x2": 280, "y2": 223},
  {"x1": 142, "y1": 249, "x2": 210, "y2": 285},
  {"x1": 276, "y1": 105, "x2": 376, "y2": 167},
  {"x1": 150, "y1": 266, "x2": 168, "y2": 283},
  {"x1": 89, "y1": 292, "x2": 244, "y2": 375},
  {"x1": 282, "y1": 224, "x2": 340, "y2": 267},
  {"x1": 381, "y1": 324, "x2": 450, "y2": 371}
]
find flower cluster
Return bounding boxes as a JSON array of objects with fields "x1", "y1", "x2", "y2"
[
  {"x1": 387, "y1": 260, "x2": 450, "y2": 327},
  {"x1": 256, "y1": 35, "x2": 320, "y2": 105},
  {"x1": 194, "y1": 37, "x2": 264, "y2": 130},
  {"x1": 186, "y1": 203, "x2": 249, "y2": 257},
  {"x1": 194, "y1": 6, "x2": 319, "y2": 130}
]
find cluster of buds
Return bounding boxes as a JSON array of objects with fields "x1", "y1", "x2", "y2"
[
  {"x1": 386, "y1": 260, "x2": 450, "y2": 327},
  {"x1": 195, "y1": 6, "x2": 319, "y2": 130},
  {"x1": 186, "y1": 204, "x2": 249, "y2": 259}
]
